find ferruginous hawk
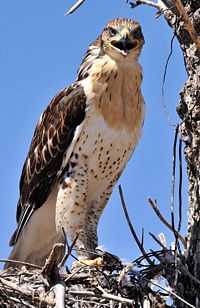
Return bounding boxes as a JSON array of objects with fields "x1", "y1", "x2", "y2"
[{"x1": 4, "y1": 18, "x2": 145, "y2": 270}]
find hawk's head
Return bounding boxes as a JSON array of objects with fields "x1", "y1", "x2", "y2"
[
  {"x1": 77, "y1": 18, "x2": 144, "y2": 81},
  {"x1": 94, "y1": 18, "x2": 145, "y2": 60}
]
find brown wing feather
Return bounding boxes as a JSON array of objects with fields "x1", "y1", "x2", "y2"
[{"x1": 10, "y1": 83, "x2": 86, "y2": 246}]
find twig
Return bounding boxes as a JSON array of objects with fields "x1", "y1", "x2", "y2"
[
  {"x1": 0, "y1": 277, "x2": 55, "y2": 306},
  {"x1": 69, "y1": 289, "x2": 135, "y2": 305},
  {"x1": 59, "y1": 231, "x2": 79, "y2": 268},
  {"x1": 131, "y1": 0, "x2": 161, "y2": 10},
  {"x1": 64, "y1": 266, "x2": 87, "y2": 282},
  {"x1": 132, "y1": 0, "x2": 179, "y2": 16},
  {"x1": 171, "y1": 126, "x2": 178, "y2": 233},
  {"x1": 171, "y1": 127, "x2": 181, "y2": 283},
  {"x1": 118, "y1": 185, "x2": 153, "y2": 265},
  {"x1": 142, "y1": 276, "x2": 195, "y2": 308},
  {"x1": 173, "y1": 129, "x2": 183, "y2": 284},
  {"x1": 148, "y1": 197, "x2": 186, "y2": 248},
  {"x1": 149, "y1": 232, "x2": 167, "y2": 250},
  {"x1": 8, "y1": 297, "x2": 35, "y2": 308},
  {"x1": 0, "y1": 259, "x2": 42, "y2": 270},
  {"x1": 161, "y1": 34, "x2": 177, "y2": 127},
  {"x1": 65, "y1": 0, "x2": 86, "y2": 16},
  {"x1": 118, "y1": 263, "x2": 134, "y2": 283},
  {"x1": 178, "y1": 131, "x2": 183, "y2": 237}
]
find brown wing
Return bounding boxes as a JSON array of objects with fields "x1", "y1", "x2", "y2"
[{"x1": 9, "y1": 83, "x2": 86, "y2": 246}]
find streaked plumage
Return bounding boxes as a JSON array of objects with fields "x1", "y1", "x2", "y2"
[{"x1": 4, "y1": 18, "x2": 145, "y2": 270}]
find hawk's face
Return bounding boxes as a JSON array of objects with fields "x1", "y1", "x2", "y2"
[{"x1": 100, "y1": 18, "x2": 145, "y2": 61}]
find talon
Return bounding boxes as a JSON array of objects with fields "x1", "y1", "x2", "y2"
[{"x1": 71, "y1": 257, "x2": 104, "y2": 270}]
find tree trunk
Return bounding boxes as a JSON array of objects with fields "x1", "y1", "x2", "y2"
[{"x1": 163, "y1": 1, "x2": 200, "y2": 306}]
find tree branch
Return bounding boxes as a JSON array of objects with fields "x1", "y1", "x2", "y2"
[
  {"x1": 118, "y1": 185, "x2": 153, "y2": 265},
  {"x1": 65, "y1": 0, "x2": 86, "y2": 16},
  {"x1": 148, "y1": 197, "x2": 187, "y2": 248},
  {"x1": 59, "y1": 230, "x2": 79, "y2": 269},
  {"x1": 69, "y1": 289, "x2": 135, "y2": 305}
]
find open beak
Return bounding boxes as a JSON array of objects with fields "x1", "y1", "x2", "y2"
[{"x1": 110, "y1": 29, "x2": 139, "y2": 57}]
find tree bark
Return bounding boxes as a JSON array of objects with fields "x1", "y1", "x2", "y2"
[{"x1": 163, "y1": 1, "x2": 200, "y2": 306}]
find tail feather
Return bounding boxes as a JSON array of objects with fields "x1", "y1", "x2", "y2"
[{"x1": 3, "y1": 184, "x2": 64, "y2": 271}]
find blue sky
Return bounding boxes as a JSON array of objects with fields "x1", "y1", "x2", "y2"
[{"x1": 0, "y1": 0, "x2": 188, "y2": 271}]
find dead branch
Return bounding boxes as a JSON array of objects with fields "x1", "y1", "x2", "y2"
[
  {"x1": 65, "y1": 0, "x2": 86, "y2": 16},
  {"x1": 149, "y1": 232, "x2": 167, "y2": 249},
  {"x1": 161, "y1": 35, "x2": 177, "y2": 127},
  {"x1": 130, "y1": 0, "x2": 161, "y2": 10},
  {"x1": 59, "y1": 230, "x2": 79, "y2": 269},
  {"x1": 148, "y1": 197, "x2": 187, "y2": 248},
  {"x1": 119, "y1": 185, "x2": 153, "y2": 265},
  {"x1": 69, "y1": 289, "x2": 135, "y2": 305},
  {"x1": 0, "y1": 259, "x2": 42, "y2": 270}
]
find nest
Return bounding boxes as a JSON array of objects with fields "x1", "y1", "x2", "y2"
[
  {"x1": 0, "y1": 244, "x2": 168, "y2": 308},
  {"x1": 0, "y1": 187, "x2": 194, "y2": 307}
]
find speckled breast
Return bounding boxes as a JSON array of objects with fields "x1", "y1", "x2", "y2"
[{"x1": 67, "y1": 105, "x2": 141, "y2": 198}]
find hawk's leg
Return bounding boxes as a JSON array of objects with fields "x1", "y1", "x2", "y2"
[
  {"x1": 56, "y1": 169, "x2": 121, "y2": 262},
  {"x1": 76, "y1": 175, "x2": 120, "y2": 260}
]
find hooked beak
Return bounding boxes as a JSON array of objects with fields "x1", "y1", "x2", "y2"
[{"x1": 109, "y1": 29, "x2": 139, "y2": 57}]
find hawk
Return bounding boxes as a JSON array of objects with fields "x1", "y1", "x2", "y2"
[{"x1": 4, "y1": 18, "x2": 145, "y2": 270}]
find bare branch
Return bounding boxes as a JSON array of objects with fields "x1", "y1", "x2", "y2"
[
  {"x1": 69, "y1": 290, "x2": 135, "y2": 305},
  {"x1": 130, "y1": 0, "x2": 161, "y2": 10},
  {"x1": 59, "y1": 231, "x2": 79, "y2": 268},
  {"x1": 161, "y1": 35, "x2": 177, "y2": 127},
  {"x1": 0, "y1": 259, "x2": 42, "y2": 270},
  {"x1": 118, "y1": 185, "x2": 153, "y2": 265},
  {"x1": 148, "y1": 197, "x2": 187, "y2": 248},
  {"x1": 149, "y1": 232, "x2": 167, "y2": 249},
  {"x1": 65, "y1": 0, "x2": 86, "y2": 16}
]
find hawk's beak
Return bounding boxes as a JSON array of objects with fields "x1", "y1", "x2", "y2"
[
  {"x1": 119, "y1": 31, "x2": 131, "y2": 49},
  {"x1": 110, "y1": 29, "x2": 139, "y2": 57}
]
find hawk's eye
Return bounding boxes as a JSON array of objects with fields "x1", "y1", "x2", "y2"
[
  {"x1": 109, "y1": 27, "x2": 117, "y2": 36},
  {"x1": 133, "y1": 28, "x2": 141, "y2": 38}
]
